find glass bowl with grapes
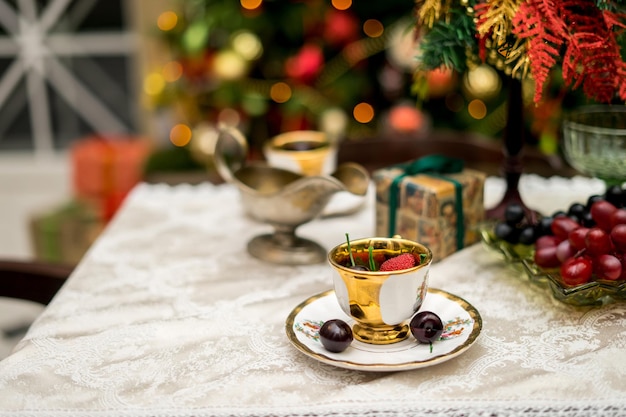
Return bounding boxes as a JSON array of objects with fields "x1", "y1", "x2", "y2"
[{"x1": 480, "y1": 187, "x2": 626, "y2": 306}]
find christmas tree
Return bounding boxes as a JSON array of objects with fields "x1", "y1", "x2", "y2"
[{"x1": 146, "y1": 0, "x2": 424, "y2": 155}]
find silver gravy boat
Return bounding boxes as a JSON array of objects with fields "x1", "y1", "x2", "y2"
[{"x1": 213, "y1": 126, "x2": 370, "y2": 265}]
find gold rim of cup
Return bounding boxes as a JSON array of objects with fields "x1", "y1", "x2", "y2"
[{"x1": 263, "y1": 131, "x2": 335, "y2": 176}]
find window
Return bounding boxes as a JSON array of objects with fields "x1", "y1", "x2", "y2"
[{"x1": 0, "y1": 0, "x2": 139, "y2": 153}]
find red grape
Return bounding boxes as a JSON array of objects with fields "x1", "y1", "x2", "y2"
[
  {"x1": 551, "y1": 216, "x2": 580, "y2": 240},
  {"x1": 610, "y1": 209, "x2": 626, "y2": 227},
  {"x1": 535, "y1": 235, "x2": 561, "y2": 249},
  {"x1": 534, "y1": 246, "x2": 561, "y2": 268},
  {"x1": 560, "y1": 257, "x2": 593, "y2": 286},
  {"x1": 568, "y1": 227, "x2": 590, "y2": 251},
  {"x1": 585, "y1": 228, "x2": 613, "y2": 256},
  {"x1": 556, "y1": 239, "x2": 576, "y2": 263},
  {"x1": 593, "y1": 254, "x2": 622, "y2": 280},
  {"x1": 590, "y1": 200, "x2": 617, "y2": 231},
  {"x1": 610, "y1": 224, "x2": 626, "y2": 252},
  {"x1": 618, "y1": 254, "x2": 626, "y2": 280}
]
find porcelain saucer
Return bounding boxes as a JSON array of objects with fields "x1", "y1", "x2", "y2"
[{"x1": 285, "y1": 288, "x2": 482, "y2": 372}]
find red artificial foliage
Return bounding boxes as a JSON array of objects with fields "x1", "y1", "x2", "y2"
[
  {"x1": 512, "y1": 0, "x2": 564, "y2": 103},
  {"x1": 560, "y1": 0, "x2": 625, "y2": 103},
  {"x1": 512, "y1": 0, "x2": 626, "y2": 103}
]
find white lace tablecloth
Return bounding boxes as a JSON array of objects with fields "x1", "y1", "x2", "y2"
[{"x1": 2, "y1": 174, "x2": 626, "y2": 417}]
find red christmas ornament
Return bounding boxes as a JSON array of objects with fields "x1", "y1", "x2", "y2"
[
  {"x1": 285, "y1": 43, "x2": 325, "y2": 84},
  {"x1": 388, "y1": 104, "x2": 426, "y2": 133},
  {"x1": 323, "y1": 9, "x2": 359, "y2": 46}
]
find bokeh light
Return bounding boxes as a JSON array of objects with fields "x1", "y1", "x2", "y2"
[
  {"x1": 468, "y1": 99, "x2": 487, "y2": 119},
  {"x1": 232, "y1": 31, "x2": 263, "y2": 61},
  {"x1": 270, "y1": 82, "x2": 292, "y2": 103},
  {"x1": 320, "y1": 108, "x2": 348, "y2": 138},
  {"x1": 464, "y1": 64, "x2": 501, "y2": 99},
  {"x1": 353, "y1": 102, "x2": 374, "y2": 123},
  {"x1": 218, "y1": 108, "x2": 241, "y2": 127},
  {"x1": 331, "y1": 0, "x2": 352, "y2": 10},
  {"x1": 189, "y1": 124, "x2": 219, "y2": 165},
  {"x1": 143, "y1": 72, "x2": 165, "y2": 96},
  {"x1": 241, "y1": 0, "x2": 262, "y2": 10},
  {"x1": 388, "y1": 105, "x2": 424, "y2": 132},
  {"x1": 157, "y1": 11, "x2": 178, "y2": 31},
  {"x1": 162, "y1": 61, "x2": 183, "y2": 82},
  {"x1": 170, "y1": 124, "x2": 192, "y2": 147},
  {"x1": 213, "y1": 50, "x2": 247, "y2": 80},
  {"x1": 363, "y1": 19, "x2": 384, "y2": 38}
]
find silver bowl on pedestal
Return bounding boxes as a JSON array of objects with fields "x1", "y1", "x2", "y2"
[{"x1": 212, "y1": 126, "x2": 370, "y2": 265}]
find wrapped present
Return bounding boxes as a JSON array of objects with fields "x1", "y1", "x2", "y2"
[
  {"x1": 30, "y1": 201, "x2": 104, "y2": 265},
  {"x1": 71, "y1": 135, "x2": 151, "y2": 221},
  {"x1": 374, "y1": 155, "x2": 486, "y2": 262}
]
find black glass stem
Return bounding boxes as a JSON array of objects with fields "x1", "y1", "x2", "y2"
[{"x1": 486, "y1": 77, "x2": 538, "y2": 222}]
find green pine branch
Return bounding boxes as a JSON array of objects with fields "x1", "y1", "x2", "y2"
[{"x1": 417, "y1": 7, "x2": 479, "y2": 73}]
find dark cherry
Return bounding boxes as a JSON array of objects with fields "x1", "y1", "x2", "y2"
[
  {"x1": 319, "y1": 319, "x2": 353, "y2": 353},
  {"x1": 410, "y1": 311, "x2": 444, "y2": 344},
  {"x1": 504, "y1": 203, "x2": 525, "y2": 225},
  {"x1": 536, "y1": 217, "x2": 554, "y2": 236},
  {"x1": 494, "y1": 222, "x2": 518, "y2": 243},
  {"x1": 518, "y1": 225, "x2": 538, "y2": 245},
  {"x1": 605, "y1": 185, "x2": 625, "y2": 208},
  {"x1": 567, "y1": 203, "x2": 587, "y2": 222},
  {"x1": 580, "y1": 211, "x2": 596, "y2": 228}
]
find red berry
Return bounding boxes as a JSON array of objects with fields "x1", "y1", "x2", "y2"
[
  {"x1": 617, "y1": 253, "x2": 626, "y2": 280},
  {"x1": 535, "y1": 235, "x2": 561, "y2": 250},
  {"x1": 556, "y1": 240, "x2": 576, "y2": 263},
  {"x1": 379, "y1": 253, "x2": 416, "y2": 271},
  {"x1": 610, "y1": 209, "x2": 626, "y2": 227},
  {"x1": 590, "y1": 200, "x2": 617, "y2": 231},
  {"x1": 568, "y1": 227, "x2": 590, "y2": 251},
  {"x1": 560, "y1": 257, "x2": 593, "y2": 286},
  {"x1": 585, "y1": 228, "x2": 613, "y2": 256},
  {"x1": 593, "y1": 254, "x2": 622, "y2": 280},
  {"x1": 551, "y1": 216, "x2": 580, "y2": 240},
  {"x1": 534, "y1": 246, "x2": 561, "y2": 268},
  {"x1": 610, "y1": 224, "x2": 626, "y2": 252}
]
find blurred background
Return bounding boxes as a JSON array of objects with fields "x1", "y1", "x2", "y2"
[{"x1": 1, "y1": 0, "x2": 594, "y2": 263}]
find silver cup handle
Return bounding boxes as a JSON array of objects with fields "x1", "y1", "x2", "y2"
[{"x1": 212, "y1": 124, "x2": 249, "y2": 183}]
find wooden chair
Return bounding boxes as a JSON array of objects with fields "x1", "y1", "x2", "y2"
[{"x1": 0, "y1": 259, "x2": 73, "y2": 305}]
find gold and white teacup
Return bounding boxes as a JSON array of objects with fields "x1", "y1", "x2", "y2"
[
  {"x1": 328, "y1": 236, "x2": 432, "y2": 345},
  {"x1": 263, "y1": 130, "x2": 337, "y2": 176}
]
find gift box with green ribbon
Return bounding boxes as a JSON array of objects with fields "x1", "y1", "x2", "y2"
[
  {"x1": 30, "y1": 201, "x2": 104, "y2": 265},
  {"x1": 373, "y1": 155, "x2": 486, "y2": 262}
]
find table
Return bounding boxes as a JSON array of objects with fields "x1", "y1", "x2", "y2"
[{"x1": 1, "y1": 174, "x2": 626, "y2": 417}]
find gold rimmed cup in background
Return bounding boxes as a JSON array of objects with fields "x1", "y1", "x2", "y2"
[
  {"x1": 263, "y1": 130, "x2": 337, "y2": 176},
  {"x1": 328, "y1": 236, "x2": 432, "y2": 345}
]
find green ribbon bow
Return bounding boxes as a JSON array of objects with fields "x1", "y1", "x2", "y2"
[{"x1": 387, "y1": 154, "x2": 466, "y2": 250}]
